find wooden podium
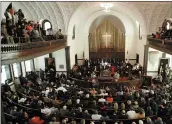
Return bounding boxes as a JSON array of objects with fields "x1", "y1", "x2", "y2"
[{"x1": 99, "y1": 70, "x2": 113, "y2": 82}]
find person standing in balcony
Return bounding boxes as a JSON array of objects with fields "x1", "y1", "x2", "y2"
[
  {"x1": 1, "y1": 23, "x2": 14, "y2": 44},
  {"x1": 26, "y1": 21, "x2": 44, "y2": 41}
]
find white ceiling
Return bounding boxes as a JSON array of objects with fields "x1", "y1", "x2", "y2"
[{"x1": 2, "y1": 2, "x2": 172, "y2": 34}]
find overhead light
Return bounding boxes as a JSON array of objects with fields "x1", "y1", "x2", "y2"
[{"x1": 100, "y1": 3, "x2": 113, "y2": 12}]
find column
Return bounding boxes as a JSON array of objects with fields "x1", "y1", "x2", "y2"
[
  {"x1": 143, "y1": 45, "x2": 149, "y2": 75},
  {"x1": 65, "y1": 46, "x2": 71, "y2": 72},
  {"x1": 9, "y1": 64, "x2": 14, "y2": 80}
]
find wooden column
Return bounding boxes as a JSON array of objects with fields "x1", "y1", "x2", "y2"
[{"x1": 65, "y1": 46, "x2": 71, "y2": 72}]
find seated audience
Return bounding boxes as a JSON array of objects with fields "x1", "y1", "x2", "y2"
[
  {"x1": 91, "y1": 110, "x2": 102, "y2": 120},
  {"x1": 56, "y1": 29, "x2": 64, "y2": 39}
]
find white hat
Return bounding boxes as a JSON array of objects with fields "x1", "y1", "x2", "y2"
[{"x1": 139, "y1": 120, "x2": 143, "y2": 124}]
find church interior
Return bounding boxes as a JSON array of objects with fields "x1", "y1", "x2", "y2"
[{"x1": 1, "y1": 1, "x2": 172, "y2": 124}]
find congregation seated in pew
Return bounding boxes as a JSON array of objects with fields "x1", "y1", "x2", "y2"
[{"x1": 2, "y1": 66, "x2": 172, "y2": 124}]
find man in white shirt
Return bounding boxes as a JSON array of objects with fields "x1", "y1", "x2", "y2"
[
  {"x1": 98, "y1": 96, "x2": 106, "y2": 103},
  {"x1": 91, "y1": 111, "x2": 102, "y2": 120},
  {"x1": 56, "y1": 86, "x2": 67, "y2": 93},
  {"x1": 116, "y1": 90, "x2": 124, "y2": 96},
  {"x1": 78, "y1": 90, "x2": 84, "y2": 95},
  {"x1": 42, "y1": 87, "x2": 50, "y2": 97},
  {"x1": 99, "y1": 91, "x2": 108, "y2": 96},
  {"x1": 18, "y1": 97, "x2": 26, "y2": 103},
  {"x1": 41, "y1": 106, "x2": 51, "y2": 116},
  {"x1": 126, "y1": 109, "x2": 137, "y2": 119}
]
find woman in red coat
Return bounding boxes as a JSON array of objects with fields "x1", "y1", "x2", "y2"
[{"x1": 111, "y1": 64, "x2": 116, "y2": 77}]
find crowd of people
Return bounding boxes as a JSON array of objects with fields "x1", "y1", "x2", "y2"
[
  {"x1": 153, "y1": 63, "x2": 172, "y2": 85},
  {"x1": 1, "y1": 58, "x2": 172, "y2": 124},
  {"x1": 151, "y1": 19, "x2": 172, "y2": 40},
  {"x1": 70, "y1": 59, "x2": 142, "y2": 84},
  {"x1": 1, "y1": 4, "x2": 65, "y2": 44}
]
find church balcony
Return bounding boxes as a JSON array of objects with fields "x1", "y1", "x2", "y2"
[
  {"x1": 147, "y1": 36, "x2": 172, "y2": 55},
  {"x1": 1, "y1": 38, "x2": 67, "y2": 65}
]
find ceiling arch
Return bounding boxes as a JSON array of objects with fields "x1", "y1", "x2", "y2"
[
  {"x1": 89, "y1": 15, "x2": 126, "y2": 33},
  {"x1": 67, "y1": 2, "x2": 146, "y2": 37},
  {"x1": 1, "y1": 2, "x2": 172, "y2": 34},
  {"x1": 2, "y1": 2, "x2": 66, "y2": 33}
]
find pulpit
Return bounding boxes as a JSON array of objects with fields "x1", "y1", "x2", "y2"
[
  {"x1": 100, "y1": 70, "x2": 111, "y2": 77},
  {"x1": 98, "y1": 70, "x2": 113, "y2": 82}
]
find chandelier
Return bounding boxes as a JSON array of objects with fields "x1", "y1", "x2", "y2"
[{"x1": 100, "y1": 3, "x2": 113, "y2": 12}]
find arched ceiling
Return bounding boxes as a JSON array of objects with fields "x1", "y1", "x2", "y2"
[
  {"x1": 1, "y1": 2, "x2": 172, "y2": 34},
  {"x1": 89, "y1": 15, "x2": 126, "y2": 33},
  {"x1": 8, "y1": 2, "x2": 65, "y2": 33}
]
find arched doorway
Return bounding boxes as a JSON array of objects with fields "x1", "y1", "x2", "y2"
[
  {"x1": 89, "y1": 15, "x2": 125, "y2": 60},
  {"x1": 67, "y1": 2, "x2": 147, "y2": 67}
]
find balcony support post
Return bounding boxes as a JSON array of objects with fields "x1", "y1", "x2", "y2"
[{"x1": 65, "y1": 46, "x2": 71, "y2": 73}]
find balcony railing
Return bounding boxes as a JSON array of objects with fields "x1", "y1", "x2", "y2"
[
  {"x1": 1, "y1": 37, "x2": 67, "y2": 65},
  {"x1": 147, "y1": 36, "x2": 172, "y2": 52},
  {"x1": 1, "y1": 38, "x2": 66, "y2": 53}
]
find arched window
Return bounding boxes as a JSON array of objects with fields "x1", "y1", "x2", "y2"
[
  {"x1": 44, "y1": 22, "x2": 51, "y2": 30},
  {"x1": 41, "y1": 19, "x2": 52, "y2": 36},
  {"x1": 42, "y1": 19, "x2": 52, "y2": 30}
]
